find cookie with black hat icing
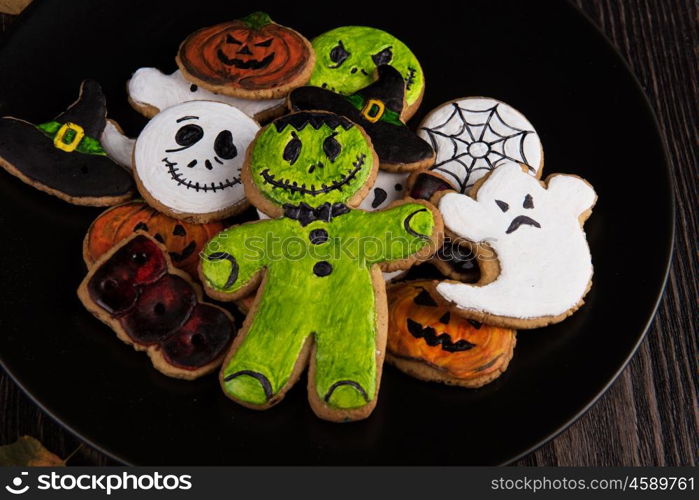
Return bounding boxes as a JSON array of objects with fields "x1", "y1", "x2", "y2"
[
  {"x1": 0, "y1": 80, "x2": 134, "y2": 206},
  {"x1": 289, "y1": 65, "x2": 435, "y2": 172}
]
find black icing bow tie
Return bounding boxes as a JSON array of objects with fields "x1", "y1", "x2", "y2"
[{"x1": 283, "y1": 202, "x2": 350, "y2": 227}]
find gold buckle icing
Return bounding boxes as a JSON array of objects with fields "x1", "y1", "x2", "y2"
[
  {"x1": 53, "y1": 122, "x2": 85, "y2": 152},
  {"x1": 361, "y1": 99, "x2": 385, "y2": 123}
]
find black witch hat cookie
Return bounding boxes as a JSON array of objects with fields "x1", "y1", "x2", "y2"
[
  {"x1": 0, "y1": 80, "x2": 134, "y2": 206},
  {"x1": 288, "y1": 65, "x2": 435, "y2": 172}
]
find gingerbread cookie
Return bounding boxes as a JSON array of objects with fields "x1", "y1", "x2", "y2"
[
  {"x1": 199, "y1": 111, "x2": 442, "y2": 422},
  {"x1": 84, "y1": 201, "x2": 225, "y2": 278},
  {"x1": 127, "y1": 68, "x2": 285, "y2": 122},
  {"x1": 290, "y1": 65, "x2": 434, "y2": 171},
  {"x1": 176, "y1": 12, "x2": 315, "y2": 99},
  {"x1": 387, "y1": 281, "x2": 516, "y2": 388},
  {"x1": 417, "y1": 97, "x2": 543, "y2": 194},
  {"x1": 436, "y1": 164, "x2": 597, "y2": 329},
  {"x1": 78, "y1": 233, "x2": 236, "y2": 379},
  {"x1": 0, "y1": 80, "x2": 134, "y2": 206},
  {"x1": 310, "y1": 26, "x2": 425, "y2": 120},
  {"x1": 133, "y1": 100, "x2": 259, "y2": 223}
]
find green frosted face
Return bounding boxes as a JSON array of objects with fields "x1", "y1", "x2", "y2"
[
  {"x1": 310, "y1": 26, "x2": 424, "y2": 109},
  {"x1": 250, "y1": 112, "x2": 374, "y2": 206}
]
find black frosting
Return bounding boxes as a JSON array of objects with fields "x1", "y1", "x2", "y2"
[
  {"x1": 289, "y1": 66, "x2": 434, "y2": 166},
  {"x1": 0, "y1": 118, "x2": 133, "y2": 198},
  {"x1": 55, "y1": 79, "x2": 107, "y2": 138}
]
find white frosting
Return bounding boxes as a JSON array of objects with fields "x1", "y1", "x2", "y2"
[
  {"x1": 257, "y1": 169, "x2": 409, "y2": 281},
  {"x1": 418, "y1": 97, "x2": 543, "y2": 193},
  {"x1": 134, "y1": 101, "x2": 259, "y2": 215},
  {"x1": 100, "y1": 120, "x2": 135, "y2": 169},
  {"x1": 436, "y1": 164, "x2": 596, "y2": 319},
  {"x1": 128, "y1": 68, "x2": 284, "y2": 119}
]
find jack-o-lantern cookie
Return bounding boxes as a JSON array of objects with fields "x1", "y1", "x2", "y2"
[
  {"x1": 84, "y1": 201, "x2": 225, "y2": 278},
  {"x1": 127, "y1": 68, "x2": 286, "y2": 122},
  {"x1": 436, "y1": 164, "x2": 597, "y2": 329},
  {"x1": 387, "y1": 281, "x2": 516, "y2": 387},
  {"x1": 133, "y1": 101, "x2": 260, "y2": 223},
  {"x1": 200, "y1": 111, "x2": 443, "y2": 422},
  {"x1": 310, "y1": 26, "x2": 425, "y2": 120},
  {"x1": 176, "y1": 12, "x2": 315, "y2": 99},
  {"x1": 417, "y1": 97, "x2": 543, "y2": 195},
  {"x1": 290, "y1": 65, "x2": 434, "y2": 172},
  {"x1": 0, "y1": 80, "x2": 134, "y2": 206},
  {"x1": 78, "y1": 233, "x2": 237, "y2": 379}
]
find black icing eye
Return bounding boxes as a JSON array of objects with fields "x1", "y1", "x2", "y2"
[
  {"x1": 214, "y1": 130, "x2": 237, "y2": 160},
  {"x1": 174, "y1": 124, "x2": 204, "y2": 148},
  {"x1": 495, "y1": 200, "x2": 509, "y2": 212},
  {"x1": 329, "y1": 40, "x2": 350, "y2": 68},
  {"x1": 226, "y1": 34, "x2": 242, "y2": 44},
  {"x1": 255, "y1": 38, "x2": 273, "y2": 47},
  {"x1": 323, "y1": 133, "x2": 341, "y2": 162},
  {"x1": 371, "y1": 46, "x2": 393, "y2": 66},
  {"x1": 283, "y1": 132, "x2": 302, "y2": 165},
  {"x1": 523, "y1": 194, "x2": 534, "y2": 209}
]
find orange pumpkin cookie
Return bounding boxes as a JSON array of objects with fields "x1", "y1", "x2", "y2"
[
  {"x1": 83, "y1": 201, "x2": 224, "y2": 278},
  {"x1": 386, "y1": 281, "x2": 516, "y2": 388},
  {"x1": 176, "y1": 12, "x2": 315, "y2": 99}
]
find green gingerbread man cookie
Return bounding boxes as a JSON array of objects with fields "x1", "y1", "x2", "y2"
[
  {"x1": 309, "y1": 26, "x2": 425, "y2": 120},
  {"x1": 200, "y1": 111, "x2": 442, "y2": 422}
]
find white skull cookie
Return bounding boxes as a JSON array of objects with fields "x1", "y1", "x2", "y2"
[
  {"x1": 134, "y1": 101, "x2": 260, "y2": 222},
  {"x1": 436, "y1": 163, "x2": 597, "y2": 328}
]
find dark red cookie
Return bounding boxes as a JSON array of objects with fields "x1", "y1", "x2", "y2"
[
  {"x1": 161, "y1": 303, "x2": 235, "y2": 369},
  {"x1": 87, "y1": 235, "x2": 167, "y2": 314},
  {"x1": 119, "y1": 274, "x2": 197, "y2": 345}
]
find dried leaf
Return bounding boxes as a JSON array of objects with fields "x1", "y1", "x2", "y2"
[{"x1": 0, "y1": 436, "x2": 65, "y2": 466}]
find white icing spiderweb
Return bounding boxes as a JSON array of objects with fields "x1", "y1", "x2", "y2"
[{"x1": 421, "y1": 102, "x2": 538, "y2": 193}]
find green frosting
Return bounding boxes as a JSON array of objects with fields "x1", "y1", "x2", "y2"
[
  {"x1": 240, "y1": 11, "x2": 272, "y2": 30},
  {"x1": 310, "y1": 26, "x2": 425, "y2": 109},
  {"x1": 202, "y1": 205, "x2": 435, "y2": 410},
  {"x1": 250, "y1": 118, "x2": 374, "y2": 207},
  {"x1": 37, "y1": 121, "x2": 106, "y2": 156}
]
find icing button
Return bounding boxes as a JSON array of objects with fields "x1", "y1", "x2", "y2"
[
  {"x1": 313, "y1": 261, "x2": 332, "y2": 277},
  {"x1": 309, "y1": 228, "x2": 329, "y2": 245}
]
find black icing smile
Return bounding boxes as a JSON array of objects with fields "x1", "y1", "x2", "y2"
[
  {"x1": 216, "y1": 50, "x2": 275, "y2": 69},
  {"x1": 406, "y1": 319, "x2": 475, "y2": 353},
  {"x1": 162, "y1": 157, "x2": 240, "y2": 193},
  {"x1": 259, "y1": 153, "x2": 365, "y2": 196},
  {"x1": 505, "y1": 215, "x2": 541, "y2": 234}
]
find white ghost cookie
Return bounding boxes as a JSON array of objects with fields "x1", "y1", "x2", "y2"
[
  {"x1": 436, "y1": 163, "x2": 596, "y2": 328},
  {"x1": 128, "y1": 68, "x2": 285, "y2": 121},
  {"x1": 100, "y1": 120, "x2": 135, "y2": 168},
  {"x1": 133, "y1": 101, "x2": 260, "y2": 223},
  {"x1": 418, "y1": 97, "x2": 543, "y2": 194}
]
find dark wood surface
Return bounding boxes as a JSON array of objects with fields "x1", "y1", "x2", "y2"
[{"x1": 1, "y1": 0, "x2": 696, "y2": 466}]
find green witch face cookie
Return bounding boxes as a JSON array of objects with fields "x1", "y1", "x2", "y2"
[
  {"x1": 201, "y1": 110, "x2": 441, "y2": 422},
  {"x1": 248, "y1": 112, "x2": 376, "y2": 210},
  {"x1": 309, "y1": 26, "x2": 425, "y2": 118}
]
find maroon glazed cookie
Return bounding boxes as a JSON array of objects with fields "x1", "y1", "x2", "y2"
[
  {"x1": 78, "y1": 232, "x2": 237, "y2": 380},
  {"x1": 87, "y1": 235, "x2": 167, "y2": 314},
  {"x1": 119, "y1": 274, "x2": 197, "y2": 345},
  {"x1": 161, "y1": 303, "x2": 236, "y2": 369}
]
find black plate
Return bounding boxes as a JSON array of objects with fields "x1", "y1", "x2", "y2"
[{"x1": 0, "y1": 0, "x2": 673, "y2": 465}]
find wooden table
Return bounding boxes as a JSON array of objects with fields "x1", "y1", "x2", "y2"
[{"x1": 1, "y1": 0, "x2": 696, "y2": 466}]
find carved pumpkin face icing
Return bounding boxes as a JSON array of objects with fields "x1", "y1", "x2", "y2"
[
  {"x1": 84, "y1": 201, "x2": 225, "y2": 278},
  {"x1": 387, "y1": 281, "x2": 516, "y2": 387},
  {"x1": 177, "y1": 12, "x2": 315, "y2": 98}
]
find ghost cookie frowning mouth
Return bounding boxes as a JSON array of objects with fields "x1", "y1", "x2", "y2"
[{"x1": 134, "y1": 101, "x2": 260, "y2": 222}]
